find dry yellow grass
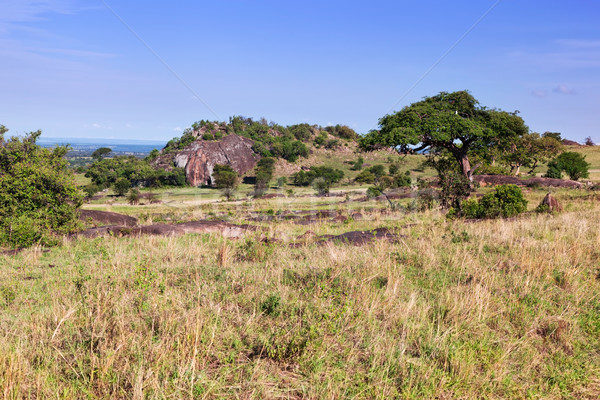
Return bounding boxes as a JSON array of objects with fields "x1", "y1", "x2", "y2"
[{"x1": 1, "y1": 189, "x2": 600, "y2": 398}]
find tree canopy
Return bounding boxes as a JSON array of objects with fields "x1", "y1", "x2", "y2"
[
  {"x1": 360, "y1": 91, "x2": 529, "y2": 179},
  {"x1": 0, "y1": 128, "x2": 83, "y2": 247}
]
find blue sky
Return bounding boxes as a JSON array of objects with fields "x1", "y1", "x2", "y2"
[{"x1": 1, "y1": 1, "x2": 599, "y2": 142}]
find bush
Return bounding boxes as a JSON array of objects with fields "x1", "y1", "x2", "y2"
[
  {"x1": 213, "y1": 164, "x2": 238, "y2": 200},
  {"x1": 549, "y1": 152, "x2": 590, "y2": 181},
  {"x1": 350, "y1": 157, "x2": 364, "y2": 171},
  {"x1": 0, "y1": 129, "x2": 83, "y2": 248},
  {"x1": 312, "y1": 177, "x2": 330, "y2": 196},
  {"x1": 544, "y1": 161, "x2": 563, "y2": 179},
  {"x1": 127, "y1": 188, "x2": 141, "y2": 205},
  {"x1": 292, "y1": 166, "x2": 344, "y2": 186},
  {"x1": 113, "y1": 177, "x2": 131, "y2": 196},
  {"x1": 462, "y1": 184, "x2": 527, "y2": 219},
  {"x1": 354, "y1": 170, "x2": 375, "y2": 184},
  {"x1": 83, "y1": 183, "x2": 100, "y2": 199}
]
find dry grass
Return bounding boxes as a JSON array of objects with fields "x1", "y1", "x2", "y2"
[{"x1": 1, "y1": 189, "x2": 600, "y2": 399}]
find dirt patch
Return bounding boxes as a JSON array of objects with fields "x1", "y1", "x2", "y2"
[
  {"x1": 79, "y1": 209, "x2": 138, "y2": 226},
  {"x1": 75, "y1": 220, "x2": 254, "y2": 239},
  {"x1": 474, "y1": 175, "x2": 583, "y2": 189}
]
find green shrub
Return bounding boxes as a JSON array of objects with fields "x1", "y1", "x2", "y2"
[
  {"x1": 113, "y1": 177, "x2": 131, "y2": 196},
  {"x1": 463, "y1": 184, "x2": 527, "y2": 219},
  {"x1": 312, "y1": 177, "x2": 330, "y2": 196},
  {"x1": 0, "y1": 129, "x2": 83, "y2": 248},
  {"x1": 292, "y1": 166, "x2": 344, "y2": 186},
  {"x1": 350, "y1": 157, "x2": 364, "y2": 171},
  {"x1": 553, "y1": 151, "x2": 590, "y2": 181},
  {"x1": 354, "y1": 170, "x2": 375, "y2": 184}
]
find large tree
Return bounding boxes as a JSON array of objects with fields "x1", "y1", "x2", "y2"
[{"x1": 360, "y1": 91, "x2": 529, "y2": 180}]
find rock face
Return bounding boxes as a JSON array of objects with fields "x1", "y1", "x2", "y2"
[
  {"x1": 171, "y1": 135, "x2": 259, "y2": 187},
  {"x1": 540, "y1": 192, "x2": 563, "y2": 212}
]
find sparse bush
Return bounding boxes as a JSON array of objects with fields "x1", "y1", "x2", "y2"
[
  {"x1": 127, "y1": 188, "x2": 141, "y2": 205},
  {"x1": 312, "y1": 177, "x2": 330, "y2": 196},
  {"x1": 350, "y1": 157, "x2": 364, "y2": 171},
  {"x1": 276, "y1": 177, "x2": 287, "y2": 188}
]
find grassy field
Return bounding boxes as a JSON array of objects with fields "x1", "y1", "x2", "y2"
[{"x1": 2, "y1": 147, "x2": 600, "y2": 398}]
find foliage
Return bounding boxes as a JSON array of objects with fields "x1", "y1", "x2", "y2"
[
  {"x1": 0, "y1": 129, "x2": 83, "y2": 247},
  {"x1": 254, "y1": 157, "x2": 276, "y2": 197},
  {"x1": 350, "y1": 157, "x2": 364, "y2": 171},
  {"x1": 86, "y1": 156, "x2": 186, "y2": 188},
  {"x1": 276, "y1": 177, "x2": 287, "y2": 188},
  {"x1": 426, "y1": 156, "x2": 472, "y2": 209},
  {"x1": 213, "y1": 164, "x2": 238, "y2": 200},
  {"x1": 460, "y1": 184, "x2": 527, "y2": 219},
  {"x1": 91, "y1": 147, "x2": 112, "y2": 161},
  {"x1": 324, "y1": 124, "x2": 358, "y2": 140},
  {"x1": 292, "y1": 166, "x2": 344, "y2": 186},
  {"x1": 496, "y1": 132, "x2": 563, "y2": 175},
  {"x1": 312, "y1": 177, "x2": 330, "y2": 196},
  {"x1": 544, "y1": 162, "x2": 563, "y2": 179},
  {"x1": 542, "y1": 131, "x2": 562, "y2": 142},
  {"x1": 360, "y1": 91, "x2": 528, "y2": 179},
  {"x1": 82, "y1": 183, "x2": 100, "y2": 199},
  {"x1": 585, "y1": 136, "x2": 595, "y2": 146},
  {"x1": 113, "y1": 177, "x2": 131, "y2": 196},
  {"x1": 545, "y1": 152, "x2": 590, "y2": 181},
  {"x1": 127, "y1": 188, "x2": 141, "y2": 205},
  {"x1": 354, "y1": 170, "x2": 375, "y2": 184}
]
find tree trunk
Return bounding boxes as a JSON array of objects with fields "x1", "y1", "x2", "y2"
[
  {"x1": 456, "y1": 153, "x2": 473, "y2": 181},
  {"x1": 514, "y1": 165, "x2": 521, "y2": 176}
]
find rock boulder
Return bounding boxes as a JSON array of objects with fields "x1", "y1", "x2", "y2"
[{"x1": 170, "y1": 135, "x2": 259, "y2": 187}]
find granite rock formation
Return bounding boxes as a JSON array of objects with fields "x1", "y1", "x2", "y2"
[{"x1": 158, "y1": 135, "x2": 259, "y2": 187}]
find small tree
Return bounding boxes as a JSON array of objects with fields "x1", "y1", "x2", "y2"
[
  {"x1": 585, "y1": 136, "x2": 595, "y2": 146},
  {"x1": 113, "y1": 177, "x2": 131, "y2": 196},
  {"x1": 546, "y1": 152, "x2": 590, "y2": 181},
  {"x1": 312, "y1": 177, "x2": 330, "y2": 196},
  {"x1": 213, "y1": 164, "x2": 238, "y2": 200},
  {"x1": 91, "y1": 147, "x2": 112, "y2": 161},
  {"x1": 254, "y1": 157, "x2": 275, "y2": 197}
]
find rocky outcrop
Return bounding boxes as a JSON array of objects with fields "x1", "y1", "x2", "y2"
[
  {"x1": 165, "y1": 135, "x2": 259, "y2": 187},
  {"x1": 539, "y1": 193, "x2": 563, "y2": 212}
]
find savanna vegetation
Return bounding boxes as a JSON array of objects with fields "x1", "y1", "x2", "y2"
[{"x1": 1, "y1": 91, "x2": 600, "y2": 399}]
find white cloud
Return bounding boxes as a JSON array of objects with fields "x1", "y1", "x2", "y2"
[
  {"x1": 92, "y1": 123, "x2": 102, "y2": 128},
  {"x1": 553, "y1": 84, "x2": 577, "y2": 95},
  {"x1": 531, "y1": 90, "x2": 547, "y2": 98},
  {"x1": 173, "y1": 126, "x2": 182, "y2": 132}
]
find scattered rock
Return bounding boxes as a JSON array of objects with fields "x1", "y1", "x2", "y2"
[
  {"x1": 79, "y1": 209, "x2": 138, "y2": 226},
  {"x1": 473, "y1": 175, "x2": 583, "y2": 189},
  {"x1": 293, "y1": 227, "x2": 402, "y2": 247},
  {"x1": 75, "y1": 220, "x2": 254, "y2": 239}
]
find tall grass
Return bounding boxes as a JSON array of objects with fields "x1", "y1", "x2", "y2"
[{"x1": 1, "y1": 194, "x2": 600, "y2": 398}]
